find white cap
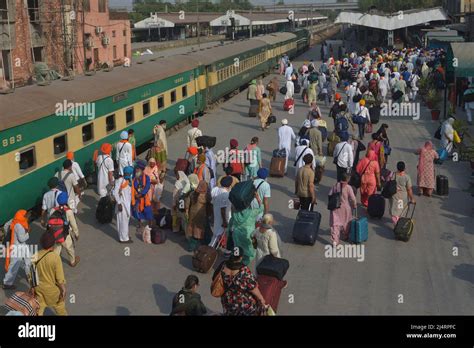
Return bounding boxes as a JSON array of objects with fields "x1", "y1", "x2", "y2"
[{"x1": 282, "y1": 119, "x2": 288, "y2": 125}]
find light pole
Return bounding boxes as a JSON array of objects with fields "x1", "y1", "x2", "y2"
[{"x1": 196, "y1": 0, "x2": 200, "y2": 48}]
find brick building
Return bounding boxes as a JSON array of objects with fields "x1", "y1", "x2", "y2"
[{"x1": 0, "y1": 0, "x2": 131, "y2": 89}]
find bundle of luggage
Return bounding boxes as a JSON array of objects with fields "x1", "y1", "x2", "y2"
[{"x1": 256, "y1": 255, "x2": 289, "y2": 313}]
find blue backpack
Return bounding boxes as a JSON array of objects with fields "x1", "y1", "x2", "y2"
[{"x1": 336, "y1": 116, "x2": 349, "y2": 133}]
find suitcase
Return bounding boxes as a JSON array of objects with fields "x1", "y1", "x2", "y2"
[
  {"x1": 151, "y1": 226, "x2": 167, "y2": 244},
  {"x1": 367, "y1": 194, "x2": 385, "y2": 218},
  {"x1": 196, "y1": 136, "x2": 216, "y2": 148},
  {"x1": 174, "y1": 158, "x2": 189, "y2": 174},
  {"x1": 292, "y1": 206, "x2": 321, "y2": 245},
  {"x1": 257, "y1": 274, "x2": 286, "y2": 313},
  {"x1": 272, "y1": 148, "x2": 287, "y2": 158},
  {"x1": 349, "y1": 210, "x2": 368, "y2": 243},
  {"x1": 270, "y1": 157, "x2": 285, "y2": 177},
  {"x1": 283, "y1": 98, "x2": 294, "y2": 111},
  {"x1": 394, "y1": 203, "x2": 416, "y2": 242},
  {"x1": 256, "y1": 254, "x2": 289, "y2": 280},
  {"x1": 192, "y1": 245, "x2": 218, "y2": 273},
  {"x1": 369, "y1": 106, "x2": 380, "y2": 124},
  {"x1": 436, "y1": 175, "x2": 449, "y2": 196},
  {"x1": 249, "y1": 104, "x2": 259, "y2": 117},
  {"x1": 96, "y1": 196, "x2": 115, "y2": 224}
]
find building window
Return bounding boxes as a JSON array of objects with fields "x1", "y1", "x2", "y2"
[
  {"x1": 123, "y1": 44, "x2": 127, "y2": 57},
  {"x1": 98, "y1": 0, "x2": 106, "y2": 13},
  {"x1": 171, "y1": 90, "x2": 176, "y2": 103},
  {"x1": 82, "y1": 123, "x2": 94, "y2": 143},
  {"x1": 182, "y1": 86, "x2": 188, "y2": 98},
  {"x1": 19, "y1": 147, "x2": 35, "y2": 171},
  {"x1": 53, "y1": 134, "x2": 68, "y2": 155},
  {"x1": 123, "y1": 29, "x2": 127, "y2": 36},
  {"x1": 0, "y1": 0, "x2": 7, "y2": 21},
  {"x1": 157, "y1": 95, "x2": 164, "y2": 109},
  {"x1": 106, "y1": 114, "x2": 115, "y2": 132},
  {"x1": 27, "y1": 0, "x2": 40, "y2": 22},
  {"x1": 113, "y1": 45, "x2": 117, "y2": 59},
  {"x1": 142, "y1": 100, "x2": 150, "y2": 117},
  {"x1": 33, "y1": 47, "x2": 43, "y2": 62},
  {"x1": 112, "y1": 30, "x2": 116, "y2": 38},
  {"x1": 83, "y1": 0, "x2": 90, "y2": 12},
  {"x1": 126, "y1": 107, "x2": 134, "y2": 124}
]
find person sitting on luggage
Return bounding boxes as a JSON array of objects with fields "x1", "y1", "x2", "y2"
[
  {"x1": 170, "y1": 275, "x2": 208, "y2": 316},
  {"x1": 295, "y1": 154, "x2": 317, "y2": 211},
  {"x1": 389, "y1": 161, "x2": 416, "y2": 226},
  {"x1": 251, "y1": 214, "x2": 281, "y2": 267},
  {"x1": 329, "y1": 172, "x2": 357, "y2": 247},
  {"x1": 356, "y1": 150, "x2": 381, "y2": 208},
  {"x1": 215, "y1": 247, "x2": 267, "y2": 316}
]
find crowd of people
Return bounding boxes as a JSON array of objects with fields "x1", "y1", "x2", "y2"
[{"x1": 2, "y1": 42, "x2": 470, "y2": 317}]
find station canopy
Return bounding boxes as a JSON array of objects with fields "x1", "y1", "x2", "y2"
[
  {"x1": 335, "y1": 7, "x2": 448, "y2": 31},
  {"x1": 450, "y1": 42, "x2": 474, "y2": 78}
]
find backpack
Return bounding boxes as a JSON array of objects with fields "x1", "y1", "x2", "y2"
[
  {"x1": 336, "y1": 116, "x2": 349, "y2": 133},
  {"x1": 57, "y1": 171, "x2": 72, "y2": 194},
  {"x1": 47, "y1": 208, "x2": 70, "y2": 243},
  {"x1": 318, "y1": 126, "x2": 328, "y2": 142},
  {"x1": 229, "y1": 180, "x2": 264, "y2": 211},
  {"x1": 382, "y1": 174, "x2": 398, "y2": 199}
]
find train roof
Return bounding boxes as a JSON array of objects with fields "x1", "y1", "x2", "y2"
[
  {"x1": 252, "y1": 32, "x2": 297, "y2": 45},
  {"x1": 0, "y1": 55, "x2": 199, "y2": 131}
]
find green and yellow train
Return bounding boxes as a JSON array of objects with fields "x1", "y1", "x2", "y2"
[{"x1": 0, "y1": 29, "x2": 310, "y2": 224}]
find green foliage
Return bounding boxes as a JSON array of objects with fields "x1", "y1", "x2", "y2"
[{"x1": 359, "y1": 0, "x2": 442, "y2": 13}]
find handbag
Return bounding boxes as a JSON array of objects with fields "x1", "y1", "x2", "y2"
[
  {"x1": 210, "y1": 263, "x2": 225, "y2": 298},
  {"x1": 384, "y1": 141, "x2": 392, "y2": 156},
  {"x1": 349, "y1": 160, "x2": 371, "y2": 189},
  {"x1": 327, "y1": 182, "x2": 342, "y2": 211},
  {"x1": 4, "y1": 291, "x2": 40, "y2": 316}
]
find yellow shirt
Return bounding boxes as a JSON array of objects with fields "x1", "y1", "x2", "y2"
[{"x1": 33, "y1": 249, "x2": 66, "y2": 304}]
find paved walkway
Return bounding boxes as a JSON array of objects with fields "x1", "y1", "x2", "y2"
[{"x1": 1, "y1": 43, "x2": 472, "y2": 315}]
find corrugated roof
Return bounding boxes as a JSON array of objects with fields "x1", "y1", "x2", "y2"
[
  {"x1": 335, "y1": 7, "x2": 448, "y2": 31},
  {"x1": 252, "y1": 32, "x2": 296, "y2": 45}
]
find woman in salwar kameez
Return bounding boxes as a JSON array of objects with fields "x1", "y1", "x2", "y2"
[
  {"x1": 259, "y1": 94, "x2": 272, "y2": 131},
  {"x1": 356, "y1": 150, "x2": 381, "y2": 207},
  {"x1": 186, "y1": 180, "x2": 211, "y2": 251},
  {"x1": 415, "y1": 141, "x2": 439, "y2": 197},
  {"x1": 329, "y1": 172, "x2": 357, "y2": 246}
]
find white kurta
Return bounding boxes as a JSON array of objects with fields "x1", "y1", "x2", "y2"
[
  {"x1": 96, "y1": 155, "x2": 114, "y2": 198},
  {"x1": 294, "y1": 145, "x2": 315, "y2": 170},
  {"x1": 210, "y1": 187, "x2": 231, "y2": 247},
  {"x1": 113, "y1": 177, "x2": 132, "y2": 242},
  {"x1": 347, "y1": 86, "x2": 358, "y2": 115},
  {"x1": 116, "y1": 141, "x2": 133, "y2": 176},
  {"x1": 278, "y1": 125, "x2": 296, "y2": 172},
  {"x1": 285, "y1": 80, "x2": 294, "y2": 100},
  {"x1": 378, "y1": 78, "x2": 389, "y2": 100}
]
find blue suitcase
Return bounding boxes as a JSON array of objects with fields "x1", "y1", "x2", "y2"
[{"x1": 350, "y1": 210, "x2": 368, "y2": 244}]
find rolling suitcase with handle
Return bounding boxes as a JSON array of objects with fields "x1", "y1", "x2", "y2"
[
  {"x1": 394, "y1": 203, "x2": 416, "y2": 242},
  {"x1": 270, "y1": 157, "x2": 285, "y2": 177},
  {"x1": 257, "y1": 274, "x2": 287, "y2": 313},
  {"x1": 367, "y1": 194, "x2": 385, "y2": 218},
  {"x1": 292, "y1": 204, "x2": 321, "y2": 246},
  {"x1": 436, "y1": 175, "x2": 449, "y2": 196},
  {"x1": 350, "y1": 209, "x2": 368, "y2": 244},
  {"x1": 256, "y1": 254, "x2": 289, "y2": 281}
]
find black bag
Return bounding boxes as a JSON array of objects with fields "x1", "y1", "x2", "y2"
[
  {"x1": 394, "y1": 203, "x2": 416, "y2": 242},
  {"x1": 256, "y1": 255, "x2": 289, "y2": 281},
  {"x1": 155, "y1": 208, "x2": 172, "y2": 229},
  {"x1": 352, "y1": 94, "x2": 362, "y2": 103},
  {"x1": 151, "y1": 226, "x2": 167, "y2": 244},
  {"x1": 369, "y1": 105, "x2": 381, "y2": 124},
  {"x1": 279, "y1": 86, "x2": 287, "y2": 95},
  {"x1": 196, "y1": 136, "x2": 216, "y2": 148},
  {"x1": 434, "y1": 125, "x2": 442, "y2": 140},
  {"x1": 436, "y1": 175, "x2": 449, "y2": 196},
  {"x1": 327, "y1": 183, "x2": 342, "y2": 211},
  {"x1": 272, "y1": 148, "x2": 287, "y2": 158},
  {"x1": 292, "y1": 205, "x2": 321, "y2": 246},
  {"x1": 381, "y1": 174, "x2": 397, "y2": 198},
  {"x1": 367, "y1": 194, "x2": 385, "y2": 218},
  {"x1": 96, "y1": 196, "x2": 115, "y2": 224},
  {"x1": 294, "y1": 84, "x2": 301, "y2": 94},
  {"x1": 267, "y1": 115, "x2": 277, "y2": 124},
  {"x1": 349, "y1": 160, "x2": 371, "y2": 189},
  {"x1": 229, "y1": 180, "x2": 263, "y2": 211}
]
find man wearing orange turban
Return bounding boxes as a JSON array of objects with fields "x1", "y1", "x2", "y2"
[
  {"x1": 96, "y1": 143, "x2": 115, "y2": 197},
  {"x1": 3, "y1": 210, "x2": 31, "y2": 290}
]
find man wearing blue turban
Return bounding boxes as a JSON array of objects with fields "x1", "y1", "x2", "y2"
[{"x1": 113, "y1": 166, "x2": 134, "y2": 243}]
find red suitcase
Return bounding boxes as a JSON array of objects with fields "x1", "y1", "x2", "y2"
[
  {"x1": 283, "y1": 98, "x2": 294, "y2": 111},
  {"x1": 257, "y1": 274, "x2": 286, "y2": 313}
]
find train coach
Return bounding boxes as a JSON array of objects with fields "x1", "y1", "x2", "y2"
[{"x1": 0, "y1": 29, "x2": 310, "y2": 224}]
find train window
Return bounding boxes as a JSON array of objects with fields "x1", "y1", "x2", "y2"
[
  {"x1": 126, "y1": 107, "x2": 134, "y2": 124},
  {"x1": 53, "y1": 134, "x2": 67, "y2": 155},
  {"x1": 19, "y1": 147, "x2": 35, "y2": 171},
  {"x1": 142, "y1": 101, "x2": 150, "y2": 117},
  {"x1": 82, "y1": 123, "x2": 94, "y2": 143},
  {"x1": 106, "y1": 114, "x2": 116, "y2": 132},
  {"x1": 182, "y1": 86, "x2": 188, "y2": 98},
  {"x1": 157, "y1": 95, "x2": 164, "y2": 109},
  {"x1": 171, "y1": 90, "x2": 176, "y2": 103}
]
